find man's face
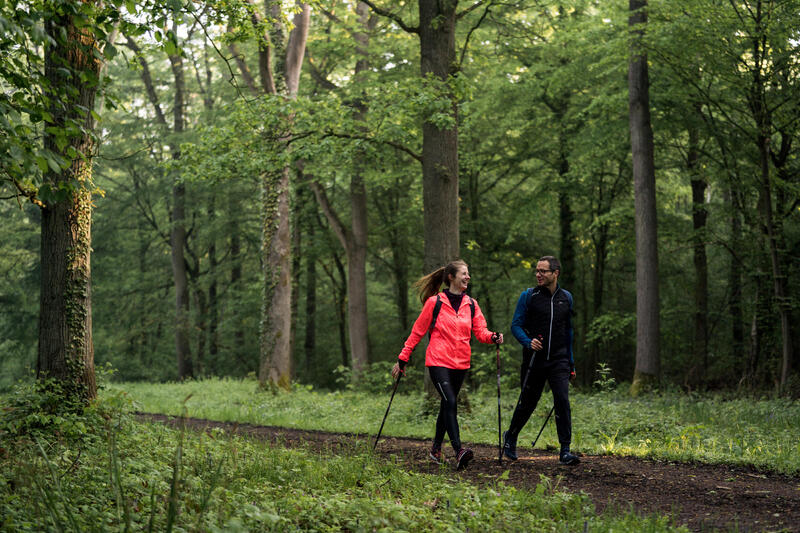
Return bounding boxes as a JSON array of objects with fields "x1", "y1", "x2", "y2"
[{"x1": 535, "y1": 261, "x2": 556, "y2": 287}]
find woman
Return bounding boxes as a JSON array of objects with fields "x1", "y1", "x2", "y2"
[{"x1": 391, "y1": 260, "x2": 503, "y2": 470}]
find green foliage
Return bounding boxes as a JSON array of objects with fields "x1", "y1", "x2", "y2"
[
  {"x1": 112, "y1": 379, "x2": 800, "y2": 476},
  {"x1": 593, "y1": 362, "x2": 617, "y2": 392},
  {"x1": 0, "y1": 391, "x2": 686, "y2": 532}
]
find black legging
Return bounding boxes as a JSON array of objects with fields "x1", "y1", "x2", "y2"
[{"x1": 429, "y1": 366, "x2": 467, "y2": 453}]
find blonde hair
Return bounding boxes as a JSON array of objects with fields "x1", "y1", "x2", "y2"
[{"x1": 413, "y1": 260, "x2": 468, "y2": 304}]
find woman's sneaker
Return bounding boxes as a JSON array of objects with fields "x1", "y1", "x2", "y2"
[
  {"x1": 455, "y1": 448, "x2": 474, "y2": 470},
  {"x1": 429, "y1": 447, "x2": 443, "y2": 464}
]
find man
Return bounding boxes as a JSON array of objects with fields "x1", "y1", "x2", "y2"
[{"x1": 503, "y1": 256, "x2": 579, "y2": 465}]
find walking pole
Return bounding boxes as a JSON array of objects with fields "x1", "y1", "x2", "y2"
[
  {"x1": 515, "y1": 334, "x2": 543, "y2": 410},
  {"x1": 531, "y1": 405, "x2": 554, "y2": 449},
  {"x1": 373, "y1": 373, "x2": 402, "y2": 451},
  {"x1": 496, "y1": 342, "x2": 503, "y2": 464}
]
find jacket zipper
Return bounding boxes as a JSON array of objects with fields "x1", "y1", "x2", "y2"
[{"x1": 547, "y1": 287, "x2": 559, "y2": 360}]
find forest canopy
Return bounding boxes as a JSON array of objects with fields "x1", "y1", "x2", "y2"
[{"x1": 1, "y1": 0, "x2": 798, "y2": 396}]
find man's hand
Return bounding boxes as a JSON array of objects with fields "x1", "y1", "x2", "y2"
[{"x1": 530, "y1": 336, "x2": 543, "y2": 351}]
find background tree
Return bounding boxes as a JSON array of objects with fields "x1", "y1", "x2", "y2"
[{"x1": 628, "y1": 0, "x2": 660, "y2": 395}]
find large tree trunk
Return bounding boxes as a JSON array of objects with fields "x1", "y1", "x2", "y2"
[
  {"x1": 627, "y1": 0, "x2": 660, "y2": 395},
  {"x1": 258, "y1": 4, "x2": 310, "y2": 389},
  {"x1": 259, "y1": 165, "x2": 293, "y2": 387},
  {"x1": 37, "y1": 8, "x2": 101, "y2": 403},
  {"x1": 419, "y1": 0, "x2": 460, "y2": 272}
]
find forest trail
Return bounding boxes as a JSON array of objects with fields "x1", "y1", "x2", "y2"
[{"x1": 138, "y1": 413, "x2": 799, "y2": 532}]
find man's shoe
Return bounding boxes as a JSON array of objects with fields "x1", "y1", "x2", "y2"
[
  {"x1": 502, "y1": 431, "x2": 518, "y2": 461},
  {"x1": 429, "y1": 447, "x2": 443, "y2": 464},
  {"x1": 455, "y1": 448, "x2": 474, "y2": 470},
  {"x1": 559, "y1": 450, "x2": 580, "y2": 465}
]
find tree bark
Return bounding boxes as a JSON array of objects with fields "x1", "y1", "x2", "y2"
[
  {"x1": 747, "y1": 1, "x2": 793, "y2": 389},
  {"x1": 168, "y1": 41, "x2": 193, "y2": 380},
  {"x1": 419, "y1": 0, "x2": 460, "y2": 272},
  {"x1": 258, "y1": 3, "x2": 310, "y2": 389},
  {"x1": 688, "y1": 120, "x2": 708, "y2": 381},
  {"x1": 37, "y1": 7, "x2": 101, "y2": 402},
  {"x1": 628, "y1": 0, "x2": 660, "y2": 395}
]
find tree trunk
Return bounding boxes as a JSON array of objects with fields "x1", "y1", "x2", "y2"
[
  {"x1": 168, "y1": 45, "x2": 193, "y2": 380},
  {"x1": 558, "y1": 144, "x2": 575, "y2": 286},
  {"x1": 229, "y1": 192, "x2": 246, "y2": 362},
  {"x1": 419, "y1": 0, "x2": 460, "y2": 272},
  {"x1": 688, "y1": 121, "x2": 708, "y2": 381},
  {"x1": 259, "y1": 165, "x2": 294, "y2": 388},
  {"x1": 728, "y1": 190, "x2": 744, "y2": 379},
  {"x1": 747, "y1": 4, "x2": 793, "y2": 389},
  {"x1": 37, "y1": 8, "x2": 101, "y2": 403},
  {"x1": 306, "y1": 3, "x2": 372, "y2": 379},
  {"x1": 258, "y1": 3, "x2": 310, "y2": 389},
  {"x1": 628, "y1": 0, "x2": 660, "y2": 395},
  {"x1": 304, "y1": 205, "x2": 317, "y2": 374}
]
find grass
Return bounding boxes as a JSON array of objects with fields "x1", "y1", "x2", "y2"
[
  {"x1": 0, "y1": 389, "x2": 686, "y2": 532},
  {"x1": 109, "y1": 377, "x2": 800, "y2": 475}
]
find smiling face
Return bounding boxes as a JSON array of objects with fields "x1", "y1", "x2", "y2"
[
  {"x1": 535, "y1": 260, "x2": 557, "y2": 289},
  {"x1": 448, "y1": 265, "x2": 470, "y2": 293}
]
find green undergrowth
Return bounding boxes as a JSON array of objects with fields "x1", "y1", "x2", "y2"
[
  {"x1": 109, "y1": 377, "x2": 800, "y2": 476},
  {"x1": 0, "y1": 387, "x2": 685, "y2": 532}
]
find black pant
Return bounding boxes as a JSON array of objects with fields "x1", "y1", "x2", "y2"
[
  {"x1": 428, "y1": 366, "x2": 467, "y2": 453},
  {"x1": 507, "y1": 356, "x2": 572, "y2": 447}
]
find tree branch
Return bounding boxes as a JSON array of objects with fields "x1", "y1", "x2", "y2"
[
  {"x1": 227, "y1": 36, "x2": 260, "y2": 95},
  {"x1": 308, "y1": 179, "x2": 348, "y2": 250},
  {"x1": 360, "y1": 0, "x2": 418, "y2": 34},
  {"x1": 322, "y1": 131, "x2": 422, "y2": 162},
  {"x1": 458, "y1": 1, "x2": 495, "y2": 69},
  {"x1": 124, "y1": 36, "x2": 168, "y2": 128},
  {"x1": 456, "y1": 0, "x2": 489, "y2": 20}
]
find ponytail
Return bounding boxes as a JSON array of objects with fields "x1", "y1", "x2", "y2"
[{"x1": 413, "y1": 260, "x2": 468, "y2": 304}]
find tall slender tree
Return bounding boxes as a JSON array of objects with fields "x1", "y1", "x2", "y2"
[
  {"x1": 125, "y1": 19, "x2": 193, "y2": 380},
  {"x1": 628, "y1": 0, "x2": 660, "y2": 394}
]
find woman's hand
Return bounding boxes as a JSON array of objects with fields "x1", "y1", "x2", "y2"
[
  {"x1": 391, "y1": 362, "x2": 403, "y2": 379},
  {"x1": 492, "y1": 332, "x2": 504, "y2": 345}
]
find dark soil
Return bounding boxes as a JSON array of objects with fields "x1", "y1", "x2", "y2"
[{"x1": 138, "y1": 413, "x2": 799, "y2": 532}]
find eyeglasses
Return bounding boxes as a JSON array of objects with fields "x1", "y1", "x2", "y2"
[{"x1": 535, "y1": 269, "x2": 554, "y2": 275}]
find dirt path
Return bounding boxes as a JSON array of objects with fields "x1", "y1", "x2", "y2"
[{"x1": 138, "y1": 413, "x2": 799, "y2": 532}]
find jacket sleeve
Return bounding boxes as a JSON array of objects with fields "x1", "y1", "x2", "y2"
[
  {"x1": 398, "y1": 295, "x2": 437, "y2": 363},
  {"x1": 470, "y1": 299, "x2": 495, "y2": 344},
  {"x1": 510, "y1": 290, "x2": 531, "y2": 349}
]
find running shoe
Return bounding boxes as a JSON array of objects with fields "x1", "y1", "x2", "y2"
[
  {"x1": 455, "y1": 448, "x2": 474, "y2": 470},
  {"x1": 429, "y1": 447, "x2": 443, "y2": 464},
  {"x1": 559, "y1": 450, "x2": 580, "y2": 465},
  {"x1": 502, "y1": 431, "x2": 518, "y2": 461}
]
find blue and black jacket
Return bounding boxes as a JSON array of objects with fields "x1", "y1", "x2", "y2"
[{"x1": 510, "y1": 285, "x2": 574, "y2": 369}]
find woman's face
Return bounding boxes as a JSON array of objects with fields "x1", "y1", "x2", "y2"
[{"x1": 449, "y1": 265, "x2": 470, "y2": 293}]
